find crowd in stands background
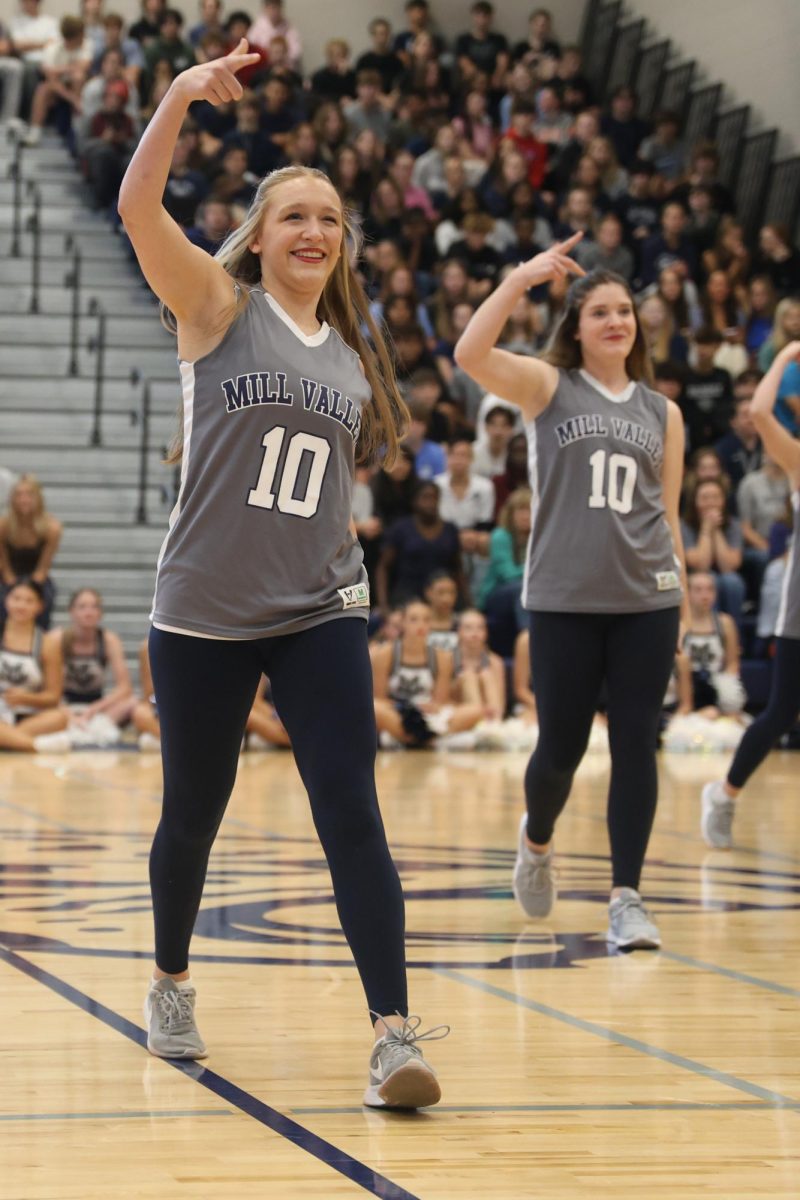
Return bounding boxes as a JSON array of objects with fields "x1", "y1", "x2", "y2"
[{"x1": 2, "y1": 0, "x2": 800, "y2": 726}]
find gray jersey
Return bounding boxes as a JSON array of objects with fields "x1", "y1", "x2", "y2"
[
  {"x1": 523, "y1": 369, "x2": 681, "y2": 613},
  {"x1": 152, "y1": 287, "x2": 371, "y2": 638},
  {"x1": 776, "y1": 489, "x2": 800, "y2": 639}
]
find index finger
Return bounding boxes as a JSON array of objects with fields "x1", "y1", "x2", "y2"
[{"x1": 557, "y1": 230, "x2": 584, "y2": 253}]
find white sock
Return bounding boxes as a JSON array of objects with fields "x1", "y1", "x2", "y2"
[{"x1": 151, "y1": 974, "x2": 193, "y2": 990}]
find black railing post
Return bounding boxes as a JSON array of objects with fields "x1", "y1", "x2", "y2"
[
  {"x1": 87, "y1": 298, "x2": 106, "y2": 446},
  {"x1": 26, "y1": 182, "x2": 42, "y2": 315},
  {"x1": 136, "y1": 378, "x2": 151, "y2": 524},
  {"x1": 64, "y1": 243, "x2": 81, "y2": 376},
  {"x1": 8, "y1": 139, "x2": 24, "y2": 258}
]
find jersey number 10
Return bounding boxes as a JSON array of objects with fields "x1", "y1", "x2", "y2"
[
  {"x1": 587, "y1": 449, "x2": 638, "y2": 514},
  {"x1": 247, "y1": 427, "x2": 331, "y2": 518}
]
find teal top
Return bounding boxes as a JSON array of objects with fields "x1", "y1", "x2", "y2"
[{"x1": 478, "y1": 526, "x2": 525, "y2": 608}]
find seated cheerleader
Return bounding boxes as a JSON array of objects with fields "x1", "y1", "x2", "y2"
[
  {"x1": 372, "y1": 598, "x2": 483, "y2": 746},
  {"x1": 681, "y1": 570, "x2": 745, "y2": 718},
  {"x1": 451, "y1": 608, "x2": 506, "y2": 720},
  {"x1": 55, "y1": 588, "x2": 135, "y2": 737},
  {"x1": 0, "y1": 579, "x2": 68, "y2": 751},
  {"x1": 245, "y1": 676, "x2": 291, "y2": 748},
  {"x1": 132, "y1": 637, "x2": 161, "y2": 750},
  {"x1": 425, "y1": 570, "x2": 460, "y2": 653}
]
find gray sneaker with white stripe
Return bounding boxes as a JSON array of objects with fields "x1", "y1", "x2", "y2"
[
  {"x1": 606, "y1": 888, "x2": 661, "y2": 949},
  {"x1": 144, "y1": 977, "x2": 207, "y2": 1059},
  {"x1": 701, "y1": 781, "x2": 735, "y2": 849},
  {"x1": 364, "y1": 1015, "x2": 449, "y2": 1108}
]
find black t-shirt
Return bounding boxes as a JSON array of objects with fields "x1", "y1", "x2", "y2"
[
  {"x1": 682, "y1": 367, "x2": 734, "y2": 450},
  {"x1": 162, "y1": 170, "x2": 209, "y2": 228},
  {"x1": 454, "y1": 31, "x2": 508, "y2": 74},
  {"x1": 355, "y1": 49, "x2": 404, "y2": 92},
  {"x1": 129, "y1": 16, "x2": 159, "y2": 43},
  {"x1": 310, "y1": 66, "x2": 357, "y2": 102},
  {"x1": 447, "y1": 238, "x2": 503, "y2": 284},
  {"x1": 600, "y1": 114, "x2": 650, "y2": 168}
]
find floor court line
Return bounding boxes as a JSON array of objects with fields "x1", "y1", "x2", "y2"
[
  {"x1": 0, "y1": 947, "x2": 423, "y2": 1200},
  {"x1": 0, "y1": 1109, "x2": 234, "y2": 1122},
  {"x1": 432, "y1": 967, "x2": 800, "y2": 1109},
  {"x1": 659, "y1": 950, "x2": 800, "y2": 999}
]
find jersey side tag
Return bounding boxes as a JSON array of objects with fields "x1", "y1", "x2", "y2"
[
  {"x1": 656, "y1": 571, "x2": 680, "y2": 591},
  {"x1": 338, "y1": 582, "x2": 370, "y2": 608}
]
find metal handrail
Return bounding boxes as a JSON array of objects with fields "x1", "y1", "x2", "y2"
[
  {"x1": 26, "y1": 181, "x2": 42, "y2": 315},
  {"x1": 87, "y1": 298, "x2": 106, "y2": 446},
  {"x1": 64, "y1": 239, "x2": 81, "y2": 376},
  {"x1": 135, "y1": 377, "x2": 151, "y2": 524},
  {"x1": 8, "y1": 137, "x2": 24, "y2": 257}
]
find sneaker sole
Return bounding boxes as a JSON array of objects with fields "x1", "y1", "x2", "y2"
[
  {"x1": 700, "y1": 784, "x2": 733, "y2": 849},
  {"x1": 364, "y1": 1063, "x2": 441, "y2": 1109}
]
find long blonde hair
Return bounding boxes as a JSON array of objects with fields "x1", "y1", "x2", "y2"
[
  {"x1": 6, "y1": 474, "x2": 49, "y2": 542},
  {"x1": 163, "y1": 165, "x2": 408, "y2": 466}
]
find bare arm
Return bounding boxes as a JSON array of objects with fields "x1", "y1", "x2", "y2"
[
  {"x1": 453, "y1": 233, "x2": 585, "y2": 420},
  {"x1": 750, "y1": 342, "x2": 800, "y2": 487},
  {"x1": 712, "y1": 527, "x2": 742, "y2": 573},
  {"x1": 86, "y1": 631, "x2": 134, "y2": 716},
  {"x1": 431, "y1": 649, "x2": 453, "y2": 707},
  {"x1": 483, "y1": 652, "x2": 506, "y2": 718},
  {"x1": 118, "y1": 40, "x2": 260, "y2": 328},
  {"x1": 513, "y1": 631, "x2": 536, "y2": 711},
  {"x1": 720, "y1": 613, "x2": 741, "y2": 676},
  {"x1": 370, "y1": 643, "x2": 392, "y2": 700},
  {"x1": 138, "y1": 640, "x2": 154, "y2": 698},
  {"x1": 7, "y1": 631, "x2": 63, "y2": 709},
  {"x1": 0, "y1": 520, "x2": 15, "y2": 585},
  {"x1": 32, "y1": 517, "x2": 62, "y2": 583},
  {"x1": 675, "y1": 651, "x2": 692, "y2": 715},
  {"x1": 661, "y1": 399, "x2": 690, "y2": 630}
]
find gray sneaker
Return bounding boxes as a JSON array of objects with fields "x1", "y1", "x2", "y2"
[
  {"x1": 143, "y1": 977, "x2": 207, "y2": 1059},
  {"x1": 512, "y1": 813, "x2": 557, "y2": 918},
  {"x1": 606, "y1": 889, "x2": 661, "y2": 949},
  {"x1": 363, "y1": 1015, "x2": 449, "y2": 1109},
  {"x1": 701, "y1": 781, "x2": 735, "y2": 849}
]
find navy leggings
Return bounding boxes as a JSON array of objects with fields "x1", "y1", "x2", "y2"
[
  {"x1": 525, "y1": 608, "x2": 679, "y2": 890},
  {"x1": 728, "y1": 636, "x2": 800, "y2": 789},
  {"x1": 148, "y1": 619, "x2": 407, "y2": 1018}
]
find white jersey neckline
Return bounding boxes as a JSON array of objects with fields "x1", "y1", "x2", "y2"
[
  {"x1": 579, "y1": 368, "x2": 636, "y2": 405},
  {"x1": 263, "y1": 289, "x2": 331, "y2": 347}
]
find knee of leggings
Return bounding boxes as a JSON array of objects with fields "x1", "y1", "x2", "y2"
[
  {"x1": 158, "y1": 807, "x2": 224, "y2": 852},
  {"x1": 309, "y1": 781, "x2": 383, "y2": 849},
  {"x1": 525, "y1": 756, "x2": 577, "y2": 794}
]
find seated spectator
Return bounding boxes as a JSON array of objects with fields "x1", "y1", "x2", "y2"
[
  {"x1": 248, "y1": 0, "x2": 301, "y2": 69},
  {"x1": 356, "y1": 16, "x2": 403, "y2": 93},
  {"x1": 492, "y1": 432, "x2": 529, "y2": 518},
  {"x1": 638, "y1": 109, "x2": 686, "y2": 180},
  {"x1": 284, "y1": 121, "x2": 323, "y2": 169},
  {"x1": 387, "y1": 148, "x2": 436, "y2": 222},
  {"x1": 600, "y1": 85, "x2": 649, "y2": 168},
  {"x1": 752, "y1": 223, "x2": 800, "y2": 298},
  {"x1": 0, "y1": 579, "x2": 67, "y2": 751},
  {"x1": 744, "y1": 276, "x2": 777, "y2": 361},
  {"x1": 371, "y1": 444, "x2": 417, "y2": 530},
  {"x1": 552, "y1": 185, "x2": 595, "y2": 242},
  {"x1": 188, "y1": 0, "x2": 224, "y2": 48},
  {"x1": 532, "y1": 84, "x2": 572, "y2": 148},
  {"x1": 758, "y1": 296, "x2": 800, "y2": 372},
  {"x1": 8, "y1": 0, "x2": 60, "y2": 121},
  {"x1": 455, "y1": 1, "x2": 509, "y2": 91},
  {"x1": 0, "y1": 475, "x2": 61, "y2": 629},
  {"x1": 435, "y1": 438, "x2": 495, "y2": 560},
  {"x1": 372, "y1": 599, "x2": 483, "y2": 748},
  {"x1": 479, "y1": 487, "x2": 531, "y2": 651},
  {"x1": 185, "y1": 197, "x2": 233, "y2": 253},
  {"x1": 497, "y1": 60, "x2": 533, "y2": 133},
  {"x1": 640, "y1": 201, "x2": 698, "y2": 288},
  {"x1": 0, "y1": 18, "x2": 27, "y2": 123},
  {"x1": 83, "y1": 78, "x2": 137, "y2": 208},
  {"x1": 343, "y1": 69, "x2": 392, "y2": 142},
  {"x1": 737, "y1": 455, "x2": 791, "y2": 586},
  {"x1": 222, "y1": 9, "x2": 269, "y2": 86},
  {"x1": 714, "y1": 393, "x2": 763, "y2": 495},
  {"x1": 638, "y1": 293, "x2": 688, "y2": 366},
  {"x1": 372, "y1": 266, "x2": 435, "y2": 339},
  {"x1": 79, "y1": 46, "x2": 141, "y2": 149},
  {"x1": 651, "y1": 264, "x2": 701, "y2": 336},
  {"x1": 23, "y1": 15, "x2": 91, "y2": 146},
  {"x1": 91, "y1": 13, "x2": 145, "y2": 86},
  {"x1": 681, "y1": 479, "x2": 745, "y2": 625},
  {"x1": 703, "y1": 218, "x2": 751, "y2": 295},
  {"x1": 393, "y1": 323, "x2": 441, "y2": 384},
  {"x1": 161, "y1": 129, "x2": 208, "y2": 226},
  {"x1": 652, "y1": 360, "x2": 685, "y2": 411},
  {"x1": 448, "y1": 212, "x2": 503, "y2": 299},
  {"x1": 362, "y1": 176, "x2": 404, "y2": 244},
  {"x1": 681, "y1": 571, "x2": 744, "y2": 718},
  {"x1": 586, "y1": 135, "x2": 628, "y2": 200},
  {"x1": 376, "y1": 480, "x2": 466, "y2": 610},
  {"x1": 613, "y1": 157, "x2": 660, "y2": 257},
  {"x1": 501, "y1": 98, "x2": 548, "y2": 189},
  {"x1": 569, "y1": 154, "x2": 612, "y2": 214},
  {"x1": 477, "y1": 148, "x2": 530, "y2": 220},
  {"x1": 55, "y1": 587, "x2": 134, "y2": 731},
  {"x1": 256, "y1": 73, "x2": 295, "y2": 149},
  {"x1": 142, "y1": 7, "x2": 195, "y2": 104},
  {"x1": 402, "y1": 393, "x2": 448, "y2": 477},
  {"x1": 452, "y1": 608, "x2": 506, "y2": 719},
  {"x1": 132, "y1": 636, "x2": 159, "y2": 749},
  {"x1": 498, "y1": 290, "x2": 542, "y2": 352},
  {"x1": 129, "y1": 0, "x2": 164, "y2": 48},
  {"x1": 681, "y1": 447, "x2": 732, "y2": 517},
  {"x1": 210, "y1": 142, "x2": 257, "y2": 206},
  {"x1": 425, "y1": 571, "x2": 460, "y2": 652},
  {"x1": 684, "y1": 183, "x2": 719, "y2": 260},
  {"x1": 393, "y1": 0, "x2": 445, "y2": 65},
  {"x1": 222, "y1": 93, "x2": 283, "y2": 176},
  {"x1": 555, "y1": 44, "x2": 593, "y2": 112},
  {"x1": 310, "y1": 37, "x2": 356, "y2": 103},
  {"x1": 452, "y1": 88, "x2": 495, "y2": 165},
  {"x1": 575, "y1": 212, "x2": 634, "y2": 281},
  {"x1": 412, "y1": 123, "x2": 458, "y2": 195},
  {"x1": 682, "y1": 327, "x2": 734, "y2": 451},
  {"x1": 512, "y1": 7, "x2": 560, "y2": 67},
  {"x1": 473, "y1": 403, "x2": 516, "y2": 478},
  {"x1": 311, "y1": 100, "x2": 346, "y2": 170},
  {"x1": 672, "y1": 141, "x2": 734, "y2": 216}
]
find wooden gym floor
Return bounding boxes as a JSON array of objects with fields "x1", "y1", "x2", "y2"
[{"x1": 1, "y1": 745, "x2": 798, "y2": 1199}]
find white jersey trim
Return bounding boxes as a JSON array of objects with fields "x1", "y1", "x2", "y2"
[
  {"x1": 579, "y1": 369, "x2": 636, "y2": 405},
  {"x1": 775, "y1": 490, "x2": 798, "y2": 637},
  {"x1": 263, "y1": 290, "x2": 330, "y2": 347},
  {"x1": 149, "y1": 360, "x2": 196, "y2": 624},
  {"x1": 152, "y1": 622, "x2": 243, "y2": 641}
]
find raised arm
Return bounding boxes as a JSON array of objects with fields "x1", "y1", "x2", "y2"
[
  {"x1": 118, "y1": 39, "x2": 261, "y2": 329},
  {"x1": 453, "y1": 232, "x2": 585, "y2": 420},
  {"x1": 750, "y1": 341, "x2": 800, "y2": 487}
]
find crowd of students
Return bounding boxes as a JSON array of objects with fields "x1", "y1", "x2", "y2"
[{"x1": 2, "y1": 0, "x2": 800, "y2": 738}]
